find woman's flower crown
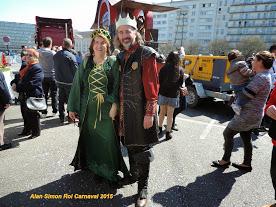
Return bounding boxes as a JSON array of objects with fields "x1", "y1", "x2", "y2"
[{"x1": 91, "y1": 28, "x2": 111, "y2": 41}]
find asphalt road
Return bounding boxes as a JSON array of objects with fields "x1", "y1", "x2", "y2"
[{"x1": 0, "y1": 100, "x2": 274, "y2": 207}]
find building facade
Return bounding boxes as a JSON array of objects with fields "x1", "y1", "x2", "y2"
[
  {"x1": 227, "y1": 0, "x2": 276, "y2": 46},
  {"x1": 153, "y1": 0, "x2": 229, "y2": 48},
  {"x1": 0, "y1": 21, "x2": 35, "y2": 52},
  {"x1": 74, "y1": 31, "x2": 92, "y2": 55}
]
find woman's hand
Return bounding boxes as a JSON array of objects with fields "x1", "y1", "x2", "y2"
[
  {"x1": 180, "y1": 87, "x2": 188, "y2": 96},
  {"x1": 109, "y1": 103, "x2": 117, "y2": 120},
  {"x1": 69, "y1": 112, "x2": 78, "y2": 122},
  {"x1": 266, "y1": 105, "x2": 276, "y2": 120},
  {"x1": 12, "y1": 83, "x2": 16, "y2": 92}
]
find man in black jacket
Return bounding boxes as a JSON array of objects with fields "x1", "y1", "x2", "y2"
[
  {"x1": 0, "y1": 71, "x2": 12, "y2": 150},
  {"x1": 53, "y1": 38, "x2": 78, "y2": 123}
]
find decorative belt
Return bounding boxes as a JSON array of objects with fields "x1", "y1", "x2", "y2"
[{"x1": 94, "y1": 93, "x2": 104, "y2": 129}]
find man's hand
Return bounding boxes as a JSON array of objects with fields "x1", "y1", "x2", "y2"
[
  {"x1": 69, "y1": 112, "x2": 78, "y2": 122},
  {"x1": 109, "y1": 103, "x2": 117, "y2": 120},
  {"x1": 266, "y1": 105, "x2": 276, "y2": 120},
  {"x1": 4, "y1": 104, "x2": 10, "y2": 109},
  {"x1": 143, "y1": 115, "x2": 154, "y2": 129}
]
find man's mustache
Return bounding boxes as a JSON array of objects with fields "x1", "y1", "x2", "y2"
[{"x1": 122, "y1": 38, "x2": 131, "y2": 42}]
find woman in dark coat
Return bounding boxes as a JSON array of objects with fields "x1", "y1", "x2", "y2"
[
  {"x1": 0, "y1": 71, "x2": 12, "y2": 150},
  {"x1": 12, "y1": 49, "x2": 44, "y2": 138}
]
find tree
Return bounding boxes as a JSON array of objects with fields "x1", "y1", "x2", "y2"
[
  {"x1": 185, "y1": 41, "x2": 200, "y2": 55},
  {"x1": 158, "y1": 42, "x2": 175, "y2": 56},
  {"x1": 236, "y1": 36, "x2": 267, "y2": 58},
  {"x1": 208, "y1": 39, "x2": 230, "y2": 56}
]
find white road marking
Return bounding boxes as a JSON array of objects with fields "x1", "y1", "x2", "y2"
[
  {"x1": 176, "y1": 117, "x2": 223, "y2": 139},
  {"x1": 176, "y1": 116, "x2": 226, "y2": 129},
  {"x1": 199, "y1": 119, "x2": 216, "y2": 139}
]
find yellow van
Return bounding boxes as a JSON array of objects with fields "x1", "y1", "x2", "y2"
[{"x1": 182, "y1": 55, "x2": 233, "y2": 107}]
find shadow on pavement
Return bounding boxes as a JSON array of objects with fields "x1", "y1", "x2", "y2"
[
  {"x1": 231, "y1": 133, "x2": 260, "y2": 153},
  {"x1": 4, "y1": 118, "x2": 23, "y2": 126},
  {"x1": 3, "y1": 117, "x2": 70, "y2": 146},
  {"x1": 152, "y1": 168, "x2": 244, "y2": 207},
  {"x1": 40, "y1": 117, "x2": 68, "y2": 130},
  {"x1": 184, "y1": 100, "x2": 234, "y2": 124},
  {"x1": 0, "y1": 170, "x2": 137, "y2": 207}
]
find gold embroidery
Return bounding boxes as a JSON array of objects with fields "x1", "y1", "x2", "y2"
[
  {"x1": 131, "y1": 62, "x2": 138, "y2": 71},
  {"x1": 88, "y1": 64, "x2": 107, "y2": 128}
]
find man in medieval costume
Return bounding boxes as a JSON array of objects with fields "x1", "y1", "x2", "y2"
[{"x1": 114, "y1": 13, "x2": 161, "y2": 207}]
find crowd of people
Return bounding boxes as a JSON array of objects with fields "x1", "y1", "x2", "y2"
[{"x1": 0, "y1": 13, "x2": 276, "y2": 207}]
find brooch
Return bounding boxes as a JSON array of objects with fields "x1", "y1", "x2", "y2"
[{"x1": 131, "y1": 62, "x2": 138, "y2": 71}]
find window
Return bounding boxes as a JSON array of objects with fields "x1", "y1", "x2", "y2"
[
  {"x1": 160, "y1": 33, "x2": 166, "y2": 38},
  {"x1": 200, "y1": 11, "x2": 206, "y2": 15},
  {"x1": 199, "y1": 18, "x2": 213, "y2": 23},
  {"x1": 191, "y1": 18, "x2": 195, "y2": 23},
  {"x1": 192, "y1": 11, "x2": 196, "y2": 16},
  {"x1": 206, "y1": 10, "x2": 214, "y2": 15},
  {"x1": 203, "y1": 3, "x2": 206, "y2": 7},
  {"x1": 193, "y1": 4, "x2": 196, "y2": 8},
  {"x1": 199, "y1": 25, "x2": 212, "y2": 30}
]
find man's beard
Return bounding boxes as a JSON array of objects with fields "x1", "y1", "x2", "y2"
[
  {"x1": 121, "y1": 37, "x2": 135, "y2": 50},
  {"x1": 122, "y1": 42, "x2": 132, "y2": 50}
]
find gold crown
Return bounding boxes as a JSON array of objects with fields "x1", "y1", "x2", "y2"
[
  {"x1": 116, "y1": 13, "x2": 137, "y2": 30},
  {"x1": 91, "y1": 28, "x2": 111, "y2": 41}
]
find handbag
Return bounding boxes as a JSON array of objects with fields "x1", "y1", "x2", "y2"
[
  {"x1": 26, "y1": 97, "x2": 47, "y2": 111},
  {"x1": 268, "y1": 120, "x2": 276, "y2": 140}
]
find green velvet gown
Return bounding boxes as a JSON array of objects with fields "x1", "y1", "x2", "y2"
[{"x1": 68, "y1": 55, "x2": 129, "y2": 182}]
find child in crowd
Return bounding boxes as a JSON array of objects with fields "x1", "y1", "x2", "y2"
[{"x1": 227, "y1": 50, "x2": 254, "y2": 115}]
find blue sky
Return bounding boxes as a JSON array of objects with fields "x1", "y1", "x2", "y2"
[{"x1": 0, "y1": 0, "x2": 170, "y2": 31}]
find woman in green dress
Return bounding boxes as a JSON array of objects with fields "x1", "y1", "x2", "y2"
[{"x1": 68, "y1": 29, "x2": 129, "y2": 184}]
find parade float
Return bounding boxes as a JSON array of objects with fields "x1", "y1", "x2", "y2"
[
  {"x1": 92, "y1": 0, "x2": 178, "y2": 49},
  {"x1": 0, "y1": 53, "x2": 8, "y2": 70},
  {"x1": 35, "y1": 16, "x2": 74, "y2": 48},
  {"x1": 0, "y1": 52, "x2": 16, "y2": 100}
]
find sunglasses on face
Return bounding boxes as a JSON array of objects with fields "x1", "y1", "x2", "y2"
[{"x1": 26, "y1": 54, "x2": 33, "y2": 57}]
